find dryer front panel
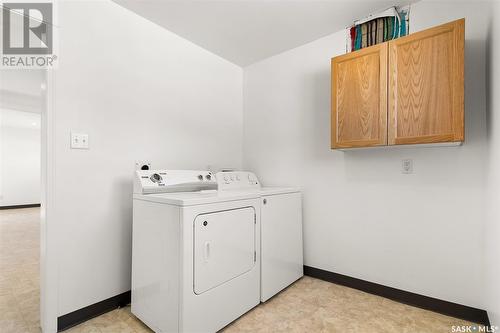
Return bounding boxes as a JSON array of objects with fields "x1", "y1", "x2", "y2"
[{"x1": 193, "y1": 207, "x2": 256, "y2": 295}]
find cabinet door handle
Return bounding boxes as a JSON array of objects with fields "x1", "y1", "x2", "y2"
[{"x1": 204, "y1": 241, "x2": 210, "y2": 263}]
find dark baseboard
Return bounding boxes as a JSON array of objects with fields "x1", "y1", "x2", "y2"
[
  {"x1": 0, "y1": 203, "x2": 40, "y2": 210},
  {"x1": 56, "y1": 268, "x2": 489, "y2": 330},
  {"x1": 304, "y1": 265, "x2": 490, "y2": 326},
  {"x1": 57, "y1": 291, "x2": 131, "y2": 332}
]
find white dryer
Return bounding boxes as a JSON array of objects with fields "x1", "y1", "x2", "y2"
[
  {"x1": 132, "y1": 170, "x2": 261, "y2": 333},
  {"x1": 216, "y1": 172, "x2": 304, "y2": 302}
]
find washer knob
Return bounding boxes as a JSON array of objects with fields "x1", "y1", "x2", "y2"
[
  {"x1": 150, "y1": 173, "x2": 162, "y2": 183},
  {"x1": 205, "y1": 174, "x2": 212, "y2": 181},
  {"x1": 197, "y1": 174, "x2": 203, "y2": 181}
]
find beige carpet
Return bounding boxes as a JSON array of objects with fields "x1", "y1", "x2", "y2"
[{"x1": 0, "y1": 208, "x2": 476, "y2": 333}]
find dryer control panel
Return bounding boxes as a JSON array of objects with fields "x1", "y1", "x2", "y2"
[
  {"x1": 216, "y1": 171, "x2": 261, "y2": 192},
  {"x1": 134, "y1": 170, "x2": 216, "y2": 194}
]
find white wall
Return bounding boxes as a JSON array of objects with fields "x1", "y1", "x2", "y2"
[
  {"x1": 52, "y1": 0, "x2": 243, "y2": 317},
  {"x1": 0, "y1": 109, "x2": 41, "y2": 206},
  {"x1": 243, "y1": 0, "x2": 490, "y2": 308},
  {"x1": 0, "y1": 71, "x2": 46, "y2": 98},
  {"x1": 485, "y1": 0, "x2": 500, "y2": 326},
  {"x1": 0, "y1": 69, "x2": 44, "y2": 207}
]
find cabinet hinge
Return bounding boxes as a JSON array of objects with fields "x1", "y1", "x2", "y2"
[
  {"x1": 254, "y1": 251, "x2": 256, "y2": 262},
  {"x1": 254, "y1": 214, "x2": 256, "y2": 224}
]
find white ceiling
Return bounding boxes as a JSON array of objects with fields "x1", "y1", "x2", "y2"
[{"x1": 113, "y1": 0, "x2": 412, "y2": 66}]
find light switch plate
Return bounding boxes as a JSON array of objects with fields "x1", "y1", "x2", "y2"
[
  {"x1": 71, "y1": 132, "x2": 89, "y2": 149},
  {"x1": 402, "y1": 159, "x2": 413, "y2": 174}
]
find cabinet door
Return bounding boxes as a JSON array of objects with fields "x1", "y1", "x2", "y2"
[
  {"x1": 388, "y1": 19, "x2": 464, "y2": 145},
  {"x1": 331, "y1": 43, "x2": 388, "y2": 149}
]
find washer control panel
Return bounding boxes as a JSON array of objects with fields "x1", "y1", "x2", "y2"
[
  {"x1": 216, "y1": 171, "x2": 260, "y2": 191},
  {"x1": 134, "y1": 170, "x2": 216, "y2": 194}
]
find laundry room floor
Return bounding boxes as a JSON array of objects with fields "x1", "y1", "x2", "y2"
[
  {"x1": 62, "y1": 276, "x2": 476, "y2": 333},
  {"x1": 0, "y1": 208, "x2": 477, "y2": 333}
]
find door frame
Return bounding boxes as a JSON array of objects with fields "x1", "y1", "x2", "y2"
[{"x1": 40, "y1": 69, "x2": 58, "y2": 333}]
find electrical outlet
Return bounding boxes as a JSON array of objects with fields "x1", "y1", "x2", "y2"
[
  {"x1": 71, "y1": 132, "x2": 89, "y2": 149},
  {"x1": 402, "y1": 159, "x2": 413, "y2": 174}
]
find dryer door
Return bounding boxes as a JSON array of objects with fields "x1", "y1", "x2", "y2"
[{"x1": 194, "y1": 207, "x2": 256, "y2": 295}]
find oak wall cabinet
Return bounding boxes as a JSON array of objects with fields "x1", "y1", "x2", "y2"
[{"x1": 331, "y1": 19, "x2": 464, "y2": 149}]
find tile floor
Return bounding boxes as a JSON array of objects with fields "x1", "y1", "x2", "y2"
[
  {"x1": 0, "y1": 207, "x2": 40, "y2": 333},
  {"x1": 1, "y1": 208, "x2": 477, "y2": 333}
]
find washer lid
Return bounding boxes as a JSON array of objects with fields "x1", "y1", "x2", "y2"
[
  {"x1": 260, "y1": 187, "x2": 300, "y2": 196},
  {"x1": 133, "y1": 190, "x2": 259, "y2": 206}
]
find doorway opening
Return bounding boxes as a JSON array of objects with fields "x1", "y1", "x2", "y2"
[{"x1": 0, "y1": 68, "x2": 46, "y2": 332}]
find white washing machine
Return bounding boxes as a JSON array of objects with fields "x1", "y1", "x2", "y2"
[
  {"x1": 260, "y1": 186, "x2": 303, "y2": 301},
  {"x1": 216, "y1": 171, "x2": 304, "y2": 302},
  {"x1": 132, "y1": 170, "x2": 261, "y2": 333}
]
